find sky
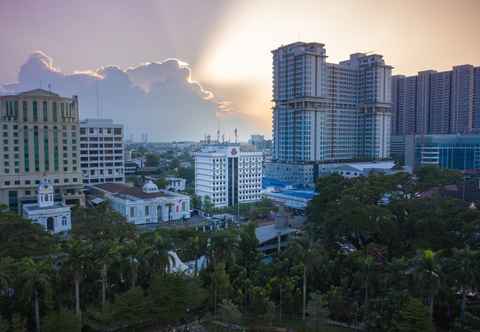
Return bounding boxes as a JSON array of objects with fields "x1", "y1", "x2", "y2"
[{"x1": 1, "y1": 0, "x2": 479, "y2": 141}]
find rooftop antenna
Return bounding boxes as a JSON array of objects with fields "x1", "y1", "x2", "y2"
[
  {"x1": 222, "y1": 134, "x2": 225, "y2": 144},
  {"x1": 217, "y1": 129, "x2": 220, "y2": 143},
  {"x1": 96, "y1": 80, "x2": 100, "y2": 118},
  {"x1": 234, "y1": 128, "x2": 238, "y2": 144}
]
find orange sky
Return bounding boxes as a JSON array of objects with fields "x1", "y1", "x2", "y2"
[
  {"x1": 1, "y1": 0, "x2": 479, "y2": 139},
  {"x1": 196, "y1": 0, "x2": 480, "y2": 135}
]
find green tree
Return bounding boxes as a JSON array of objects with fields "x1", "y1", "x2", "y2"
[
  {"x1": 203, "y1": 196, "x2": 215, "y2": 214},
  {"x1": 149, "y1": 273, "x2": 191, "y2": 323},
  {"x1": 390, "y1": 297, "x2": 433, "y2": 332},
  {"x1": 408, "y1": 250, "x2": 441, "y2": 320},
  {"x1": 112, "y1": 287, "x2": 150, "y2": 326},
  {"x1": 155, "y1": 177, "x2": 168, "y2": 189},
  {"x1": 43, "y1": 310, "x2": 81, "y2": 332},
  {"x1": 218, "y1": 299, "x2": 242, "y2": 325},
  {"x1": 0, "y1": 315, "x2": 9, "y2": 332},
  {"x1": 62, "y1": 239, "x2": 92, "y2": 317},
  {"x1": 450, "y1": 247, "x2": 480, "y2": 321},
  {"x1": 145, "y1": 153, "x2": 160, "y2": 167},
  {"x1": 307, "y1": 292, "x2": 330, "y2": 330},
  {"x1": 287, "y1": 234, "x2": 325, "y2": 320},
  {"x1": 0, "y1": 211, "x2": 54, "y2": 258},
  {"x1": 18, "y1": 257, "x2": 52, "y2": 332},
  {"x1": 10, "y1": 314, "x2": 27, "y2": 332}
]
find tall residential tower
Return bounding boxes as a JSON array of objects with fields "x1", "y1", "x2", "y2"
[
  {"x1": 392, "y1": 65, "x2": 480, "y2": 136},
  {"x1": 267, "y1": 42, "x2": 392, "y2": 187}
]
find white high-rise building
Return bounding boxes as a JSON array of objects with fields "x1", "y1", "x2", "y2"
[
  {"x1": 267, "y1": 42, "x2": 393, "y2": 187},
  {"x1": 195, "y1": 145, "x2": 263, "y2": 208},
  {"x1": 80, "y1": 119, "x2": 124, "y2": 185}
]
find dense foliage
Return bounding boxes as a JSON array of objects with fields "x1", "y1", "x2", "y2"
[{"x1": 1, "y1": 166, "x2": 480, "y2": 331}]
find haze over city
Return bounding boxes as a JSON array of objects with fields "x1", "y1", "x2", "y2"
[{"x1": 1, "y1": 0, "x2": 479, "y2": 141}]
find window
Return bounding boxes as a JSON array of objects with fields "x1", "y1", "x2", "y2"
[
  {"x1": 62, "y1": 216, "x2": 68, "y2": 226},
  {"x1": 43, "y1": 101, "x2": 48, "y2": 121},
  {"x1": 145, "y1": 206, "x2": 149, "y2": 216},
  {"x1": 32, "y1": 101, "x2": 38, "y2": 121},
  {"x1": 52, "y1": 102, "x2": 57, "y2": 122},
  {"x1": 129, "y1": 207, "x2": 135, "y2": 218},
  {"x1": 22, "y1": 101, "x2": 28, "y2": 121}
]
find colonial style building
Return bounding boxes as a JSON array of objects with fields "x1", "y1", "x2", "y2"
[
  {"x1": 92, "y1": 180, "x2": 191, "y2": 224},
  {"x1": 22, "y1": 179, "x2": 72, "y2": 234}
]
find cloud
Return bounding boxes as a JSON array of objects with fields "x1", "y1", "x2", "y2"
[{"x1": 2, "y1": 52, "x2": 260, "y2": 141}]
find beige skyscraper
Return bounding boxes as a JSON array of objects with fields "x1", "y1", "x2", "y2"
[{"x1": 0, "y1": 89, "x2": 84, "y2": 211}]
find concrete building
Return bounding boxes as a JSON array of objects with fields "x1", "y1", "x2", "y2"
[
  {"x1": 0, "y1": 89, "x2": 84, "y2": 211},
  {"x1": 166, "y1": 177, "x2": 186, "y2": 191},
  {"x1": 406, "y1": 134, "x2": 480, "y2": 171},
  {"x1": 22, "y1": 179, "x2": 71, "y2": 234},
  {"x1": 124, "y1": 161, "x2": 139, "y2": 175},
  {"x1": 194, "y1": 145, "x2": 263, "y2": 208},
  {"x1": 92, "y1": 180, "x2": 191, "y2": 224},
  {"x1": 392, "y1": 65, "x2": 480, "y2": 136},
  {"x1": 318, "y1": 160, "x2": 396, "y2": 178},
  {"x1": 267, "y1": 42, "x2": 392, "y2": 187},
  {"x1": 80, "y1": 119, "x2": 124, "y2": 185}
]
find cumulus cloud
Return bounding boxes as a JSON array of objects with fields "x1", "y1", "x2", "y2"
[{"x1": 2, "y1": 51, "x2": 259, "y2": 141}]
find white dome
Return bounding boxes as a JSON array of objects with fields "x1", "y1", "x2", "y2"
[{"x1": 143, "y1": 180, "x2": 159, "y2": 193}]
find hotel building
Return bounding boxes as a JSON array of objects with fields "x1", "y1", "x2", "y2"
[{"x1": 0, "y1": 89, "x2": 84, "y2": 211}]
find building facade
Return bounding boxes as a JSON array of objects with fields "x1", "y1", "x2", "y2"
[
  {"x1": 271, "y1": 42, "x2": 392, "y2": 164},
  {"x1": 268, "y1": 42, "x2": 392, "y2": 187},
  {"x1": 0, "y1": 89, "x2": 84, "y2": 211},
  {"x1": 405, "y1": 134, "x2": 480, "y2": 171},
  {"x1": 166, "y1": 177, "x2": 186, "y2": 191},
  {"x1": 80, "y1": 118, "x2": 124, "y2": 185},
  {"x1": 22, "y1": 179, "x2": 72, "y2": 234},
  {"x1": 392, "y1": 65, "x2": 480, "y2": 136},
  {"x1": 195, "y1": 145, "x2": 263, "y2": 208},
  {"x1": 92, "y1": 181, "x2": 191, "y2": 224}
]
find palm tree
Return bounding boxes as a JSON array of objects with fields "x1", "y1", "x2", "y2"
[
  {"x1": 288, "y1": 233, "x2": 324, "y2": 321},
  {"x1": 18, "y1": 257, "x2": 52, "y2": 332},
  {"x1": 450, "y1": 246, "x2": 479, "y2": 321},
  {"x1": 0, "y1": 257, "x2": 14, "y2": 293},
  {"x1": 145, "y1": 232, "x2": 173, "y2": 276},
  {"x1": 94, "y1": 240, "x2": 121, "y2": 308},
  {"x1": 62, "y1": 239, "x2": 92, "y2": 317},
  {"x1": 407, "y1": 249, "x2": 441, "y2": 320},
  {"x1": 121, "y1": 236, "x2": 149, "y2": 288}
]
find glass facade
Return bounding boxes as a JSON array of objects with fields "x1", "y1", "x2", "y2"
[{"x1": 415, "y1": 135, "x2": 480, "y2": 171}]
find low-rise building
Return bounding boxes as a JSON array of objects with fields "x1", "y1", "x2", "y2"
[
  {"x1": 318, "y1": 161, "x2": 396, "y2": 178},
  {"x1": 124, "y1": 161, "x2": 139, "y2": 175},
  {"x1": 22, "y1": 179, "x2": 71, "y2": 234},
  {"x1": 406, "y1": 134, "x2": 480, "y2": 171},
  {"x1": 263, "y1": 177, "x2": 316, "y2": 211},
  {"x1": 92, "y1": 180, "x2": 191, "y2": 225},
  {"x1": 166, "y1": 177, "x2": 186, "y2": 191}
]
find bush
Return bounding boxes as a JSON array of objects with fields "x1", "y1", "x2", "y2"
[{"x1": 43, "y1": 310, "x2": 81, "y2": 332}]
